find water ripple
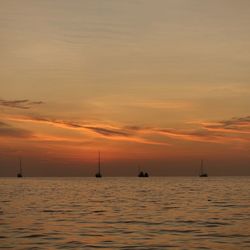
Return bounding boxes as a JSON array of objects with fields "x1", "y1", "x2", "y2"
[{"x1": 0, "y1": 177, "x2": 249, "y2": 249}]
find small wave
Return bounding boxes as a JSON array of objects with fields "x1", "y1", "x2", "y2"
[
  {"x1": 23, "y1": 234, "x2": 45, "y2": 238},
  {"x1": 177, "y1": 220, "x2": 196, "y2": 224},
  {"x1": 163, "y1": 206, "x2": 179, "y2": 210},
  {"x1": 120, "y1": 244, "x2": 178, "y2": 249},
  {"x1": 43, "y1": 236, "x2": 64, "y2": 240},
  {"x1": 116, "y1": 220, "x2": 163, "y2": 226},
  {"x1": 200, "y1": 233, "x2": 250, "y2": 238},
  {"x1": 101, "y1": 240, "x2": 114, "y2": 243},
  {"x1": 93, "y1": 210, "x2": 106, "y2": 213},
  {"x1": 77, "y1": 244, "x2": 106, "y2": 249},
  {"x1": 66, "y1": 240, "x2": 83, "y2": 244},
  {"x1": 199, "y1": 221, "x2": 230, "y2": 227},
  {"x1": 0, "y1": 246, "x2": 16, "y2": 249},
  {"x1": 42, "y1": 209, "x2": 73, "y2": 213},
  {"x1": 217, "y1": 204, "x2": 239, "y2": 208},
  {"x1": 159, "y1": 229, "x2": 199, "y2": 234}
]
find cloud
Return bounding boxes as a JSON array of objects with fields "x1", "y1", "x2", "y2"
[
  {"x1": 0, "y1": 99, "x2": 44, "y2": 109},
  {"x1": 4, "y1": 114, "x2": 250, "y2": 146},
  {"x1": 219, "y1": 116, "x2": 250, "y2": 128},
  {"x1": 5, "y1": 115, "x2": 165, "y2": 145},
  {"x1": 0, "y1": 121, "x2": 33, "y2": 138},
  {"x1": 123, "y1": 125, "x2": 146, "y2": 131},
  {"x1": 200, "y1": 116, "x2": 250, "y2": 134},
  {"x1": 84, "y1": 126, "x2": 130, "y2": 137},
  {"x1": 155, "y1": 128, "x2": 223, "y2": 143},
  {"x1": 155, "y1": 116, "x2": 250, "y2": 144},
  {"x1": 11, "y1": 116, "x2": 130, "y2": 137}
]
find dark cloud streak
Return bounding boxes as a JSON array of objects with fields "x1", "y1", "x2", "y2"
[
  {"x1": 13, "y1": 116, "x2": 132, "y2": 138},
  {"x1": 0, "y1": 99, "x2": 44, "y2": 109},
  {"x1": 85, "y1": 126, "x2": 130, "y2": 137},
  {"x1": 203, "y1": 116, "x2": 250, "y2": 132},
  {"x1": 6, "y1": 114, "x2": 250, "y2": 144}
]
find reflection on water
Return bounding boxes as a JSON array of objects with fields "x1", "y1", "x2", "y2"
[{"x1": 0, "y1": 177, "x2": 250, "y2": 249}]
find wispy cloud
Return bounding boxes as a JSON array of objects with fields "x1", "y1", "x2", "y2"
[
  {"x1": 155, "y1": 116, "x2": 250, "y2": 143},
  {"x1": 5, "y1": 115, "x2": 166, "y2": 146},
  {"x1": 155, "y1": 128, "x2": 218, "y2": 143},
  {"x1": 154, "y1": 128, "x2": 248, "y2": 144},
  {"x1": 84, "y1": 126, "x2": 130, "y2": 137},
  {"x1": 0, "y1": 121, "x2": 33, "y2": 138},
  {"x1": 4, "y1": 114, "x2": 250, "y2": 146},
  {"x1": 8, "y1": 115, "x2": 130, "y2": 137},
  {"x1": 198, "y1": 116, "x2": 250, "y2": 135},
  {"x1": 214, "y1": 116, "x2": 250, "y2": 129},
  {"x1": 0, "y1": 99, "x2": 44, "y2": 109}
]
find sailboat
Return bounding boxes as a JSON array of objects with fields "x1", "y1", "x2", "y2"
[
  {"x1": 17, "y1": 158, "x2": 23, "y2": 178},
  {"x1": 137, "y1": 165, "x2": 149, "y2": 177},
  {"x1": 199, "y1": 160, "x2": 208, "y2": 177},
  {"x1": 95, "y1": 151, "x2": 102, "y2": 178}
]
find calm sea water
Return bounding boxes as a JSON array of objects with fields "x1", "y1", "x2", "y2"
[{"x1": 0, "y1": 177, "x2": 249, "y2": 249}]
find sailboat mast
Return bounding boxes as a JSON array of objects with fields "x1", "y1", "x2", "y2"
[
  {"x1": 19, "y1": 157, "x2": 22, "y2": 175},
  {"x1": 200, "y1": 160, "x2": 203, "y2": 175},
  {"x1": 98, "y1": 151, "x2": 101, "y2": 174}
]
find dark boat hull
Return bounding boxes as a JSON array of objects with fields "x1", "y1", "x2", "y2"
[
  {"x1": 199, "y1": 174, "x2": 208, "y2": 177},
  {"x1": 138, "y1": 171, "x2": 149, "y2": 177}
]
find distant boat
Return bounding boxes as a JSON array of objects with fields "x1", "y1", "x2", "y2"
[
  {"x1": 138, "y1": 166, "x2": 149, "y2": 177},
  {"x1": 199, "y1": 160, "x2": 208, "y2": 177},
  {"x1": 17, "y1": 158, "x2": 23, "y2": 178},
  {"x1": 95, "y1": 151, "x2": 102, "y2": 178}
]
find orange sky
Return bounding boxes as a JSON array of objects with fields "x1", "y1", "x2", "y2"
[{"x1": 0, "y1": 0, "x2": 250, "y2": 176}]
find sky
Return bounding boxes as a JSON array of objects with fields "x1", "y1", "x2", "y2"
[{"x1": 0, "y1": 0, "x2": 250, "y2": 176}]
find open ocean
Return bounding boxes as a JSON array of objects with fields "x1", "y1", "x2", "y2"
[{"x1": 0, "y1": 177, "x2": 250, "y2": 249}]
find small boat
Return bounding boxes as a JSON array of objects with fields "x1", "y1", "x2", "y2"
[
  {"x1": 17, "y1": 158, "x2": 23, "y2": 178},
  {"x1": 199, "y1": 160, "x2": 208, "y2": 177},
  {"x1": 95, "y1": 151, "x2": 102, "y2": 178},
  {"x1": 138, "y1": 166, "x2": 149, "y2": 177}
]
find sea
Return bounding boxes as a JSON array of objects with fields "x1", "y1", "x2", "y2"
[{"x1": 0, "y1": 177, "x2": 249, "y2": 249}]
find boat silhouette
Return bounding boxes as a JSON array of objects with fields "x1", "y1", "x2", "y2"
[
  {"x1": 138, "y1": 166, "x2": 149, "y2": 177},
  {"x1": 95, "y1": 151, "x2": 102, "y2": 178},
  {"x1": 17, "y1": 158, "x2": 23, "y2": 178},
  {"x1": 199, "y1": 160, "x2": 208, "y2": 177}
]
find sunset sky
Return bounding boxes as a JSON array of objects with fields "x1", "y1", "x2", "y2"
[{"x1": 0, "y1": 0, "x2": 250, "y2": 176}]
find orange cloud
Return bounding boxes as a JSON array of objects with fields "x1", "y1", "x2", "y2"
[
  {"x1": 3, "y1": 114, "x2": 250, "y2": 147},
  {"x1": 4, "y1": 115, "x2": 166, "y2": 146}
]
